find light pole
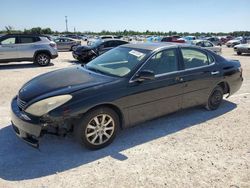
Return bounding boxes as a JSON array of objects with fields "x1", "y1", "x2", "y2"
[{"x1": 65, "y1": 16, "x2": 68, "y2": 32}]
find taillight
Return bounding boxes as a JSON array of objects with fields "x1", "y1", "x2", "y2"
[{"x1": 50, "y1": 42, "x2": 57, "y2": 49}]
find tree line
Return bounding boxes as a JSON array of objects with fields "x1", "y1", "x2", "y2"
[{"x1": 1, "y1": 26, "x2": 250, "y2": 37}]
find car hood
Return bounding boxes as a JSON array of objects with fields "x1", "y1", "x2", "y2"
[
  {"x1": 235, "y1": 44, "x2": 250, "y2": 48},
  {"x1": 227, "y1": 39, "x2": 240, "y2": 43},
  {"x1": 18, "y1": 66, "x2": 114, "y2": 102}
]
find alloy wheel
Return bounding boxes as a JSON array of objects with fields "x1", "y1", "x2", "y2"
[
  {"x1": 37, "y1": 54, "x2": 49, "y2": 65},
  {"x1": 85, "y1": 114, "x2": 115, "y2": 145}
]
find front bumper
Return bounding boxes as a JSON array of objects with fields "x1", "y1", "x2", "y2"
[
  {"x1": 51, "y1": 54, "x2": 58, "y2": 59},
  {"x1": 11, "y1": 97, "x2": 42, "y2": 148},
  {"x1": 72, "y1": 51, "x2": 80, "y2": 60}
]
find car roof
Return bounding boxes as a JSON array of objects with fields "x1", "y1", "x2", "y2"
[
  {"x1": 102, "y1": 39, "x2": 127, "y2": 42},
  {"x1": 122, "y1": 42, "x2": 189, "y2": 51},
  {"x1": 3, "y1": 33, "x2": 49, "y2": 38}
]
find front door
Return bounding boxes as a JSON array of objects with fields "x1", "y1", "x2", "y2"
[
  {"x1": 0, "y1": 36, "x2": 18, "y2": 60},
  {"x1": 127, "y1": 48, "x2": 183, "y2": 126}
]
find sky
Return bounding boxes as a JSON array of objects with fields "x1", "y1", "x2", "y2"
[{"x1": 1, "y1": 0, "x2": 250, "y2": 33}]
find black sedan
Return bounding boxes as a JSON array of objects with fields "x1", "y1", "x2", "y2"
[
  {"x1": 11, "y1": 43, "x2": 243, "y2": 149},
  {"x1": 72, "y1": 39, "x2": 128, "y2": 63}
]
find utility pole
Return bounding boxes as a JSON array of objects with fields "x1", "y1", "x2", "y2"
[
  {"x1": 65, "y1": 16, "x2": 68, "y2": 32},
  {"x1": 74, "y1": 27, "x2": 76, "y2": 33}
]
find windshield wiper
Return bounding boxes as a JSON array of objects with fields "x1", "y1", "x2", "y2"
[{"x1": 86, "y1": 66, "x2": 105, "y2": 74}]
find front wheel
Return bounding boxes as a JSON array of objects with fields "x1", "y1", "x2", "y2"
[
  {"x1": 237, "y1": 51, "x2": 242, "y2": 55},
  {"x1": 74, "y1": 107, "x2": 119, "y2": 150},
  {"x1": 205, "y1": 86, "x2": 224, "y2": 111},
  {"x1": 35, "y1": 53, "x2": 51, "y2": 66}
]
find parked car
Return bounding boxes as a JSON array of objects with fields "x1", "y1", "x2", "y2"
[
  {"x1": 63, "y1": 34, "x2": 82, "y2": 40},
  {"x1": 226, "y1": 37, "x2": 243, "y2": 47},
  {"x1": 54, "y1": 37, "x2": 81, "y2": 51},
  {"x1": 161, "y1": 36, "x2": 185, "y2": 43},
  {"x1": 205, "y1": 37, "x2": 222, "y2": 46},
  {"x1": 234, "y1": 43, "x2": 250, "y2": 55},
  {"x1": 191, "y1": 40, "x2": 222, "y2": 54},
  {"x1": 73, "y1": 39, "x2": 128, "y2": 63},
  {"x1": 11, "y1": 43, "x2": 243, "y2": 149},
  {"x1": 0, "y1": 34, "x2": 58, "y2": 66}
]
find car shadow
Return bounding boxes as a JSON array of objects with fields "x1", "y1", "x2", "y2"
[
  {"x1": 0, "y1": 100, "x2": 236, "y2": 181},
  {"x1": 233, "y1": 54, "x2": 250, "y2": 57},
  {"x1": 0, "y1": 63, "x2": 54, "y2": 70}
]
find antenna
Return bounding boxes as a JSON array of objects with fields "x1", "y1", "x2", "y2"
[{"x1": 65, "y1": 16, "x2": 68, "y2": 32}]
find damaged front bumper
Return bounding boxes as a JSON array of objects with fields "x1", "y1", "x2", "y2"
[{"x1": 11, "y1": 97, "x2": 43, "y2": 148}]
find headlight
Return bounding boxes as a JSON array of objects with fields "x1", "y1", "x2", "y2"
[{"x1": 25, "y1": 95, "x2": 72, "y2": 116}]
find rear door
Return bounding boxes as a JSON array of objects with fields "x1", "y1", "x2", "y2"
[
  {"x1": 16, "y1": 36, "x2": 39, "y2": 58},
  {"x1": 179, "y1": 47, "x2": 220, "y2": 109},
  {"x1": 64, "y1": 38, "x2": 75, "y2": 50},
  {"x1": 0, "y1": 36, "x2": 18, "y2": 60},
  {"x1": 56, "y1": 38, "x2": 67, "y2": 50}
]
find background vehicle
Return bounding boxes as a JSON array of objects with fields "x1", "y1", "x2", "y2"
[
  {"x1": 54, "y1": 37, "x2": 81, "y2": 51},
  {"x1": 205, "y1": 37, "x2": 222, "y2": 46},
  {"x1": 161, "y1": 36, "x2": 185, "y2": 43},
  {"x1": 191, "y1": 40, "x2": 222, "y2": 54},
  {"x1": 0, "y1": 34, "x2": 58, "y2": 66},
  {"x1": 73, "y1": 39, "x2": 128, "y2": 63},
  {"x1": 226, "y1": 37, "x2": 243, "y2": 47},
  {"x1": 234, "y1": 43, "x2": 250, "y2": 55},
  {"x1": 11, "y1": 43, "x2": 243, "y2": 149}
]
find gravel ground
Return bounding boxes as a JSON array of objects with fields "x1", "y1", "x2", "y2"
[{"x1": 0, "y1": 47, "x2": 249, "y2": 188}]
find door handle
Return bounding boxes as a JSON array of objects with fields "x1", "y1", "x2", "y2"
[
  {"x1": 175, "y1": 77, "x2": 184, "y2": 82},
  {"x1": 211, "y1": 71, "x2": 220, "y2": 75}
]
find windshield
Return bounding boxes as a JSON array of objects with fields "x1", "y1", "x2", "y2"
[
  {"x1": 86, "y1": 47, "x2": 150, "y2": 77},
  {"x1": 89, "y1": 40, "x2": 102, "y2": 47}
]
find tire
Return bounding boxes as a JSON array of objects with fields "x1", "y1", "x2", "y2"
[
  {"x1": 205, "y1": 86, "x2": 224, "y2": 111},
  {"x1": 237, "y1": 51, "x2": 242, "y2": 55},
  {"x1": 74, "y1": 107, "x2": 119, "y2": 150},
  {"x1": 71, "y1": 45, "x2": 78, "y2": 51},
  {"x1": 35, "y1": 53, "x2": 51, "y2": 66}
]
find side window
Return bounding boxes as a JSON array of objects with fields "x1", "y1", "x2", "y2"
[
  {"x1": 204, "y1": 41, "x2": 213, "y2": 47},
  {"x1": 208, "y1": 54, "x2": 214, "y2": 63},
  {"x1": 59, "y1": 38, "x2": 65, "y2": 42},
  {"x1": 195, "y1": 42, "x2": 203, "y2": 47},
  {"x1": 181, "y1": 48, "x2": 209, "y2": 69},
  {"x1": 0, "y1": 37, "x2": 16, "y2": 45},
  {"x1": 54, "y1": 38, "x2": 60, "y2": 42},
  {"x1": 19, "y1": 37, "x2": 34, "y2": 44},
  {"x1": 103, "y1": 41, "x2": 112, "y2": 48},
  {"x1": 142, "y1": 49, "x2": 178, "y2": 75},
  {"x1": 117, "y1": 41, "x2": 128, "y2": 45}
]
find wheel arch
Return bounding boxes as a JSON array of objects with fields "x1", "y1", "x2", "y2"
[
  {"x1": 217, "y1": 81, "x2": 230, "y2": 96},
  {"x1": 33, "y1": 50, "x2": 52, "y2": 59},
  {"x1": 83, "y1": 103, "x2": 125, "y2": 130}
]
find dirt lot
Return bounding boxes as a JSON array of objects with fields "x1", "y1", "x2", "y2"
[{"x1": 0, "y1": 47, "x2": 249, "y2": 188}]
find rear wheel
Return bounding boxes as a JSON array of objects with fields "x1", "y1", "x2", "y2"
[
  {"x1": 74, "y1": 107, "x2": 119, "y2": 150},
  {"x1": 35, "y1": 53, "x2": 51, "y2": 66},
  {"x1": 237, "y1": 51, "x2": 242, "y2": 55},
  {"x1": 206, "y1": 86, "x2": 224, "y2": 110}
]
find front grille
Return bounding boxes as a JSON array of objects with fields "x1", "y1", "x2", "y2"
[{"x1": 17, "y1": 97, "x2": 27, "y2": 110}]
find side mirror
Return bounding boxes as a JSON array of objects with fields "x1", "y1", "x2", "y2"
[{"x1": 134, "y1": 70, "x2": 155, "y2": 82}]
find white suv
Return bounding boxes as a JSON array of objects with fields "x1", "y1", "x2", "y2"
[{"x1": 0, "y1": 34, "x2": 58, "y2": 66}]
